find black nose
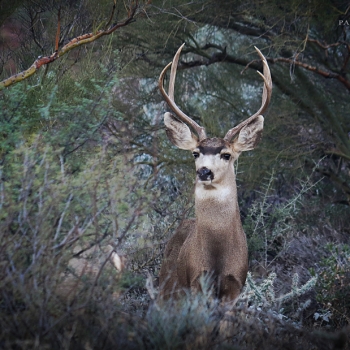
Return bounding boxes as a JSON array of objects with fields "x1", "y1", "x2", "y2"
[{"x1": 197, "y1": 167, "x2": 214, "y2": 181}]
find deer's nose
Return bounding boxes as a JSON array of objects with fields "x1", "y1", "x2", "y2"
[{"x1": 197, "y1": 167, "x2": 214, "y2": 181}]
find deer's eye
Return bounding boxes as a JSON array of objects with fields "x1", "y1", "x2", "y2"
[
  {"x1": 192, "y1": 152, "x2": 200, "y2": 159},
  {"x1": 221, "y1": 153, "x2": 231, "y2": 161}
]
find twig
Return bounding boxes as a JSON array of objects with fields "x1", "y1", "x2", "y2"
[{"x1": 0, "y1": 2, "x2": 142, "y2": 90}]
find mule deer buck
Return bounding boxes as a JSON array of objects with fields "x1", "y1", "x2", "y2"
[{"x1": 158, "y1": 44, "x2": 272, "y2": 301}]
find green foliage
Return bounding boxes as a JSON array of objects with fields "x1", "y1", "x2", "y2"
[
  {"x1": 0, "y1": 83, "x2": 39, "y2": 158},
  {"x1": 0, "y1": 137, "x2": 150, "y2": 346},
  {"x1": 146, "y1": 273, "x2": 337, "y2": 350},
  {"x1": 314, "y1": 243, "x2": 350, "y2": 328},
  {"x1": 242, "y1": 272, "x2": 316, "y2": 323},
  {"x1": 0, "y1": 62, "x2": 122, "y2": 171},
  {"x1": 243, "y1": 168, "x2": 321, "y2": 262},
  {"x1": 118, "y1": 270, "x2": 145, "y2": 290},
  {"x1": 148, "y1": 276, "x2": 218, "y2": 349}
]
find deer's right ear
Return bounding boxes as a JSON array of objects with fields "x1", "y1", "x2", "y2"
[{"x1": 164, "y1": 112, "x2": 198, "y2": 150}]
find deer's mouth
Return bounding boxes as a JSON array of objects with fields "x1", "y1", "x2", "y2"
[
  {"x1": 198, "y1": 175, "x2": 213, "y2": 182},
  {"x1": 198, "y1": 179, "x2": 213, "y2": 185}
]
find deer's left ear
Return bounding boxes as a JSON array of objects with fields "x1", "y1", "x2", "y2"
[{"x1": 231, "y1": 115, "x2": 264, "y2": 153}]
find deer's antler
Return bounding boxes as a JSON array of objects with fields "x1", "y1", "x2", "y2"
[
  {"x1": 224, "y1": 47, "x2": 272, "y2": 142},
  {"x1": 159, "y1": 43, "x2": 207, "y2": 141}
]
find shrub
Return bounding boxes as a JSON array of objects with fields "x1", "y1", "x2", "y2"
[
  {"x1": 313, "y1": 243, "x2": 350, "y2": 329},
  {"x1": 0, "y1": 138, "x2": 148, "y2": 348}
]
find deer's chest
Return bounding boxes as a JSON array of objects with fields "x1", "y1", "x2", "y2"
[{"x1": 178, "y1": 224, "x2": 244, "y2": 283}]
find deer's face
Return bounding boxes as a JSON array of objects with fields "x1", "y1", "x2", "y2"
[
  {"x1": 163, "y1": 112, "x2": 264, "y2": 189},
  {"x1": 192, "y1": 138, "x2": 236, "y2": 186}
]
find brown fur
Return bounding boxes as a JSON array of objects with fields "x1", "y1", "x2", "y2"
[
  {"x1": 158, "y1": 113, "x2": 265, "y2": 301},
  {"x1": 158, "y1": 45, "x2": 271, "y2": 302},
  {"x1": 158, "y1": 136, "x2": 253, "y2": 301}
]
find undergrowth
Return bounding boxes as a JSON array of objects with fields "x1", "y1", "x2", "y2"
[{"x1": 0, "y1": 139, "x2": 349, "y2": 349}]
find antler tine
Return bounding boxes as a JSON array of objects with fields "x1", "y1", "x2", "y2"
[
  {"x1": 159, "y1": 43, "x2": 207, "y2": 141},
  {"x1": 224, "y1": 46, "x2": 272, "y2": 142}
]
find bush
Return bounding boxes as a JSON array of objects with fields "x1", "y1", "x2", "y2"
[
  {"x1": 0, "y1": 138, "x2": 148, "y2": 348},
  {"x1": 313, "y1": 244, "x2": 350, "y2": 329}
]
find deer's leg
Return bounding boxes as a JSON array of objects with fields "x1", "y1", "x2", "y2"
[
  {"x1": 219, "y1": 274, "x2": 243, "y2": 302},
  {"x1": 159, "y1": 220, "x2": 195, "y2": 299}
]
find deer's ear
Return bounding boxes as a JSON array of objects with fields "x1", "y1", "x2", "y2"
[
  {"x1": 164, "y1": 112, "x2": 198, "y2": 150},
  {"x1": 231, "y1": 115, "x2": 264, "y2": 153}
]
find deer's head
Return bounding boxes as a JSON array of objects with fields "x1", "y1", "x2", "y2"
[{"x1": 159, "y1": 44, "x2": 272, "y2": 188}]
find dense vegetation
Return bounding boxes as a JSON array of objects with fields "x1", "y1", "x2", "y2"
[{"x1": 0, "y1": 0, "x2": 349, "y2": 348}]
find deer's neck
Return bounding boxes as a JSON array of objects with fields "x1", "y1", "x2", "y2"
[
  {"x1": 193, "y1": 175, "x2": 247, "y2": 271},
  {"x1": 194, "y1": 174, "x2": 243, "y2": 239}
]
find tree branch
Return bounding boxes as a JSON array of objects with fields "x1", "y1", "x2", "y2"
[
  {"x1": 269, "y1": 57, "x2": 350, "y2": 92},
  {"x1": 181, "y1": 43, "x2": 350, "y2": 92},
  {"x1": 173, "y1": 45, "x2": 350, "y2": 159},
  {"x1": 0, "y1": 2, "x2": 144, "y2": 90},
  {"x1": 314, "y1": 166, "x2": 350, "y2": 201}
]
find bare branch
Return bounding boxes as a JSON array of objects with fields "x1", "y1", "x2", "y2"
[
  {"x1": 269, "y1": 57, "x2": 350, "y2": 92},
  {"x1": 177, "y1": 44, "x2": 350, "y2": 92},
  {"x1": 307, "y1": 38, "x2": 342, "y2": 50},
  {"x1": 0, "y1": 1, "x2": 145, "y2": 90},
  {"x1": 55, "y1": 7, "x2": 61, "y2": 52}
]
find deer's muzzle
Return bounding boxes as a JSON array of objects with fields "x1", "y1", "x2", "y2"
[{"x1": 197, "y1": 167, "x2": 214, "y2": 181}]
